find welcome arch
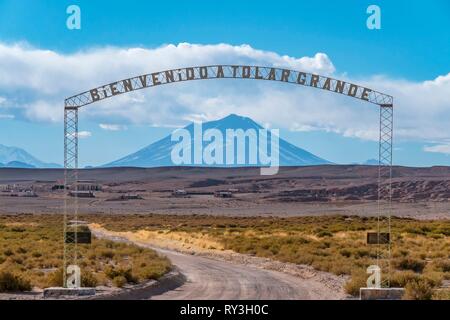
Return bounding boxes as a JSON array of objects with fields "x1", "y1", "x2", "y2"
[{"x1": 63, "y1": 65, "x2": 393, "y2": 287}]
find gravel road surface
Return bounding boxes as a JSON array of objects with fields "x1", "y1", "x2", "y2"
[{"x1": 92, "y1": 229, "x2": 341, "y2": 300}]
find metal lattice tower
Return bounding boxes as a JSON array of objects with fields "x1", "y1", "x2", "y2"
[
  {"x1": 63, "y1": 65, "x2": 394, "y2": 288},
  {"x1": 377, "y1": 104, "x2": 393, "y2": 287},
  {"x1": 63, "y1": 107, "x2": 79, "y2": 287}
]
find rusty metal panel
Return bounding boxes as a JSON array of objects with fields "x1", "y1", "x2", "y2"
[
  {"x1": 367, "y1": 232, "x2": 390, "y2": 244},
  {"x1": 65, "y1": 231, "x2": 91, "y2": 244}
]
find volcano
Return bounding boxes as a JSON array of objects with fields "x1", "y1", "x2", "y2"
[{"x1": 104, "y1": 114, "x2": 331, "y2": 167}]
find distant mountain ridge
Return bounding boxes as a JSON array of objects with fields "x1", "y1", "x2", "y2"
[
  {"x1": 104, "y1": 114, "x2": 331, "y2": 168},
  {"x1": 0, "y1": 161, "x2": 36, "y2": 168},
  {"x1": 363, "y1": 159, "x2": 379, "y2": 165},
  {"x1": 0, "y1": 144, "x2": 61, "y2": 168}
]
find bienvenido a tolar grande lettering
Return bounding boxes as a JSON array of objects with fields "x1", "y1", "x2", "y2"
[{"x1": 88, "y1": 65, "x2": 374, "y2": 103}]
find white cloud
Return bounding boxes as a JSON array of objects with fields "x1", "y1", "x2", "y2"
[
  {"x1": 77, "y1": 131, "x2": 91, "y2": 138},
  {"x1": 24, "y1": 100, "x2": 61, "y2": 122},
  {"x1": 0, "y1": 42, "x2": 449, "y2": 145},
  {"x1": 0, "y1": 42, "x2": 336, "y2": 125},
  {"x1": 99, "y1": 123, "x2": 127, "y2": 131},
  {"x1": 0, "y1": 114, "x2": 14, "y2": 119},
  {"x1": 424, "y1": 144, "x2": 450, "y2": 155}
]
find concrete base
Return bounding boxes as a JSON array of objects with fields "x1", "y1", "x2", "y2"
[
  {"x1": 360, "y1": 287, "x2": 405, "y2": 300},
  {"x1": 43, "y1": 287, "x2": 96, "y2": 298}
]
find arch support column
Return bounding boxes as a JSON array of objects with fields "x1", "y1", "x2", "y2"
[
  {"x1": 64, "y1": 106, "x2": 79, "y2": 287},
  {"x1": 378, "y1": 103, "x2": 393, "y2": 287}
]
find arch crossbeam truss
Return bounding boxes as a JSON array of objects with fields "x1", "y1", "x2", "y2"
[
  {"x1": 65, "y1": 65, "x2": 393, "y2": 108},
  {"x1": 64, "y1": 65, "x2": 393, "y2": 288}
]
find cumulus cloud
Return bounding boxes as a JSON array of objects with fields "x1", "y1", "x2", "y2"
[
  {"x1": 99, "y1": 123, "x2": 127, "y2": 131},
  {"x1": 424, "y1": 144, "x2": 450, "y2": 155},
  {"x1": 0, "y1": 42, "x2": 448, "y2": 145}
]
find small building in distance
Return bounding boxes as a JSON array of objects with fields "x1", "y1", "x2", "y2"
[
  {"x1": 0, "y1": 184, "x2": 37, "y2": 197},
  {"x1": 77, "y1": 180, "x2": 102, "y2": 192},
  {"x1": 69, "y1": 190, "x2": 95, "y2": 198},
  {"x1": 214, "y1": 191, "x2": 233, "y2": 198},
  {"x1": 172, "y1": 189, "x2": 188, "y2": 197},
  {"x1": 17, "y1": 190, "x2": 37, "y2": 197},
  {"x1": 119, "y1": 193, "x2": 143, "y2": 200},
  {"x1": 0, "y1": 184, "x2": 13, "y2": 192},
  {"x1": 52, "y1": 180, "x2": 66, "y2": 191},
  {"x1": 52, "y1": 179, "x2": 102, "y2": 192}
]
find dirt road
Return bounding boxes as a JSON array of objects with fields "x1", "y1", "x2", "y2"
[
  {"x1": 150, "y1": 247, "x2": 311, "y2": 299},
  {"x1": 92, "y1": 229, "x2": 344, "y2": 300}
]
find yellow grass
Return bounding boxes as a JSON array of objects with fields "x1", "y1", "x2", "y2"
[{"x1": 0, "y1": 215, "x2": 171, "y2": 291}]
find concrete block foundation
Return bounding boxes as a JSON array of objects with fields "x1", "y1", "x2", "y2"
[
  {"x1": 43, "y1": 287, "x2": 96, "y2": 298},
  {"x1": 360, "y1": 287, "x2": 405, "y2": 300}
]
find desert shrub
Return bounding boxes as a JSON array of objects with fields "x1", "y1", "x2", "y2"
[
  {"x1": 433, "y1": 260, "x2": 450, "y2": 273},
  {"x1": 104, "y1": 266, "x2": 117, "y2": 279},
  {"x1": 437, "y1": 228, "x2": 450, "y2": 236},
  {"x1": 46, "y1": 268, "x2": 63, "y2": 287},
  {"x1": 390, "y1": 271, "x2": 420, "y2": 287},
  {"x1": 81, "y1": 271, "x2": 98, "y2": 287},
  {"x1": 4, "y1": 249, "x2": 14, "y2": 256},
  {"x1": 16, "y1": 247, "x2": 27, "y2": 254},
  {"x1": 393, "y1": 249, "x2": 409, "y2": 258},
  {"x1": 344, "y1": 270, "x2": 366, "y2": 296},
  {"x1": 138, "y1": 264, "x2": 171, "y2": 280},
  {"x1": 316, "y1": 230, "x2": 332, "y2": 238},
  {"x1": 330, "y1": 263, "x2": 352, "y2": 275},
  {"x1": 0, "y1": 271, "x2": 32, "y2": 292},
  {"x1": 403, "y1": 279, "x2": 434, "y2": 300},
  {"x1": 394, "y1": 258, "x2": 426, "y2": 272},
  {"x1": 100, "y1": 250, "x2": 115, "y2": 259},
  {"x1": 354, "y1": 249, "x2": 371, "y2": 258},
  {"x1": 340, "y1": 249, "x2": 352, "y2": 258},
  {"x1": 104, "y1": 266, "x2": 137, "y2": 283},
  {"x1": 432, "y1": 289, "x2": 450, "y2": 300},
  {"x1": 104, "y1": 240, "x2": 115, "y2": 249},
  {"x1": 421, "y1": 272, "x2": 443, "y2": 287},
  {"x1": 112, "y1": 276, "x2": 127, "y2": 288}
]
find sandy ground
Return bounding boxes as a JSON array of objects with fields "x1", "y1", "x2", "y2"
[
  {"x1": 1, "y1": 192, "x2": 448, "y2": 219},
  {"x1": 90, "y1": 224, "x2": 348, "y2": 300}
]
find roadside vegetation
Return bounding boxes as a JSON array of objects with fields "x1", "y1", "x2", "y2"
[
  {"x1": 94, "y1": 214, "x2": 450, "y2": 300},
  {"x1": 0, "y1": 214, "x2": 171, "y2": 292}
]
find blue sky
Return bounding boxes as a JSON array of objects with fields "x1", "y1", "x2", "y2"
[{"x1": 0, "y1": 0, "x2": 449, "y2": 167}]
